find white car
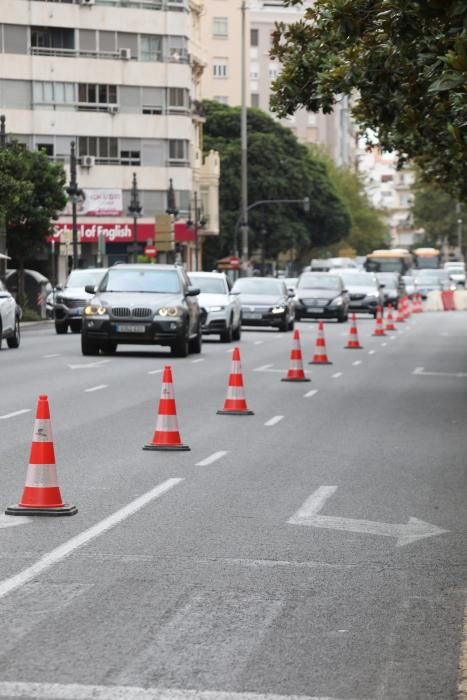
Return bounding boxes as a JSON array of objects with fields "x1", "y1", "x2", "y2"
[
  {"x1": 0, "y1": 279, "x2": 21, "y2": 350},
  {"x1": 189, "y1": 271, "x2": 242, "y2": 342},
  {"x1": 444, "y1": 262, "x2": 466, "y2": 285}
]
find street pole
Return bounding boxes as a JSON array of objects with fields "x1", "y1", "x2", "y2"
[
  {"x1": 194, "y1": 191, "x2": 199, "y2": 271},
  {"x1": 66, "y1": 141, "x2": 85, "y2": 271},
  {"x1": 456, "y1": 202, "x2": 464, "y2": 262},
  {"x1": 128, "y1": 172, "x2": 142, "y2": 263},
  {"x1": 0, "y1": 115, "x2": 7, "y2": 283},
  {"x1": 240, "y1": 0, "x2": 248, "y2": 263}
]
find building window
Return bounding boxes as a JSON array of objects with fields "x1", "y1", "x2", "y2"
[
  {"x1": 33, "y1": 81, "x2": 75, "y2": 105},
  {"x1": 213, "y1": 17, "x2": 228, "y2": 39},
  {"x1": 168, "y1": 87, "x2": 188, "y2": 111},
  {"x1": 37, "y1": 143, "x2": 54, "y2": 158},
  {"x1": 214, "y1": 95, "x2": 229, "y2": 105},
  {"x1": 140, "y1": 35, "x2": 162, "y2": 62},
  {"x1": 250, "y1": 63, "x2": 259, "y2": 80},
  {"x1": 269, "y1": 62, "x2": 279, "y2": 80},
  {"x1": 120, "y1": 150, "x2": 141, "y2": 166},
  {"x1": 169, "y1": 139, "x2": 188, "y2": 163},
  {"x1": 78, "y1": 83, "x2": 117, "y2": 110},
  {"x1": 251, "y1": 93, "x2": 259, "y2": 108},
  {"x1": 250, "y1": 29, "x2": 259, "y2": 47},
  {"x1": 213, "y1": 59, "x2": 228, "y2": 78},
  {"x1": 78, "y1": 136, "x2": 118, "y2": 164},
  {"x1": 31, "y1": 26, "x2": 74, "y2": 54}
]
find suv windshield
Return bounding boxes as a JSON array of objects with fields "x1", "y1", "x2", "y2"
[
  {"x1": 190, "y1": 276, "x2": 226, "y2": 294},
  {"x1": 66, "y1": 269, "x2": 104, "y2": 288},
  {"x1": 297, "y1": 274, "x2": 341, "y2": 290},
  {"x1": 100, "y1": 268, "x2": 181, "y2": 294},
  {"x1": 232, "y1": 279, "x2": 284, "y2": 295}
]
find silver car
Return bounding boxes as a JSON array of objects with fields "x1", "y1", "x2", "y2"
[
  {"x1": 189, "y1": 271, "x2": 242, "y2": 342},
  {"x1": 0, "y1": 280, "x2": 21, "y2": 350}
]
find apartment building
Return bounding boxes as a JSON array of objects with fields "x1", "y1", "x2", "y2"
[{"x1": 0, "y1": 0, "x2": 219, "y2": 276}]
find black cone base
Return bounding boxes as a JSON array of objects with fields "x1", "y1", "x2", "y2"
[
  {"x1": 309, "y1": 361, "x2": 333, "y2": 365},
  {"x1": 281, "y1": 377, "x2": 311, "y2": 382},
  {"x1": 5, "y1": 503, "x2": 78, "y2": 517},
  {"x1": 344, "y1": 346, "x2": 364, "y2": 350},
  {"x1": 143, "y1": 443, "x2": 190, "y2": 451},
  {"x1": 216, "y1": 409, "x2": 254, "y2": 415}
]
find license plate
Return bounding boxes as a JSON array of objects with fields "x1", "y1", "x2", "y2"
[
  {"x1": 243, "y1": 312, "x2": 262, "y2": 320},
  {"x1": 307, "y1": 307, "x2": 323, "y2": 313},
  {"x1": 116, "y1": 324, "x2": 146, "y2": 333}
]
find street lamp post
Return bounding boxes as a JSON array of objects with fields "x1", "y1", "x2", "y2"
[
  {"x1": 0, "y1": 115, "x2": 8, "y2": 283},
  {"x1": 66, "y1": 141, "x2": 85, "y2": 270},
  {"x1": 128, "y1": 172, "x2": 142, "y2": 263},
  {"x1": 456, "y1": 202, "x2": 464, "y2": 261},
  {"x1": 240, "y1": 0, "x2": 248, "y2": 263},
  {"x1": 187, "y1": 191, "x2": 206, "y2": 271},
  {"x1": 233, "y1": 197, "x2": 310, "y2": 269}
]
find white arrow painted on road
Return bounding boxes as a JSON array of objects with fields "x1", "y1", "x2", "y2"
[
  {"x1": 68, "y1": 359, "x2": 111, "y2": 370},
  {"x1": 0, "y1": 514, "x2": 32, "y2": 530},
  {"x1": 413, "y1": 366, "x2": 467, "y2": 378},
  {"x1": 288, "y1": 486, "x2": 448, "y2": 547}
]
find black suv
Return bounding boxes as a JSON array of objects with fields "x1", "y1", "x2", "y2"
[{"x1": 81, "y1": 264, "x2": 202, "y2": 357}]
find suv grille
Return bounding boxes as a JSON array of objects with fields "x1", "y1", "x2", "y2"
[
  {"x1": 132, "y1": 307, "x2": 152, "y2": 319},
  {"x1": 112, "y1": 307, "x2": 131, "y2": 318},
  {"x1": 66, "y1": 299, "x2": 86, "y2": 309}
]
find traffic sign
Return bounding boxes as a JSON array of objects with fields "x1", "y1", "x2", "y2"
[{"x1": 144, "y1": 245, "x2": 157, "y2": 258}]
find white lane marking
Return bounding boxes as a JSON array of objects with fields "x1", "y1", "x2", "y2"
[
  {"x1": 413, "y1": 366, "x2": 467, "y2": 378},
  {"x1": 195, "y1": 451, "x2": 228, "y2": 467},
  {"x1": 332, "y1": 372, "x2": 343, "y2": 379},
  {"x1": 68, "y1": 359, "x2": 111, "y2": 370},
  {"x1": 288, "y1": 486, "x2": 448, "y2": 547},
  {"x1": 0, "y1": 478, "x2": 183, "y2": 602},
  {"x1": 304, "y1": 389, "x2": 318, "y2": 398},
  {"x1": 368, "y1": 350, "x2": 376, "y2": 355},
  {"x1": 254, "y1": 364, "x2": 273, "y2": 371},
  {"x1": 264, "y1": 415, "x2": 284, "y2": 427},
  {"x1": 254, "y1": 340, "x2": 263, "y2": 345},
  {"x1": 84, "y1": 384, "x2": 107, "y2": 393},
  {"x1": 191, "y1": 358, "x2": 205, "y2": 364},
  {"x1": 0, "y1": 514, "x2": 32, "y2": 530},
  {"x1": 352, "y1": 361, "x2": 362, "y2": 366},
  {"x1": 148, "y1": 369, "x2": 163, "y2": 375},
  {"x1": 0, "y1": 682, "x2": 350, "y2": 700},
  {"x1": 0, "y1": 409, "x2": 31, "y2": 420},
  {"x1": 381, "y1": 342, "x2": 387, "y2": 347},
  {"x1": 390, "y1": 336, "x2": 396, "y2": 341},
  {"x1": 42, "y1": 353, "x2": 61, "y2": 358}
]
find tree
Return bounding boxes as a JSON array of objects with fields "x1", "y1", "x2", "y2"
[
  {"x1": 412, "y1": 180, "x2": 461, "y2": 251},
  {"x1": 309, "y1": 145, "x2": 389, "y2": 255},
  {"x1": 270, "y1": 1, "x2": 467, "y2": 202},
  {"x1": 0, "y1": 141, "x2": 67, "y2": 303},
  {"x1": 202, "y1": 100, "x2": 350, "y2": 269}
]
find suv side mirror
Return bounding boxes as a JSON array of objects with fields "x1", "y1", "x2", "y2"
[
  {"x1": 85, "y1": 285, "x2": 96, "y2": 294},
  {"x1": 55, "y1": 284, "x2": 63, "y2": 292},
  {"x1": 379, "y1": 283, "x2": 385, "y2": 289},
  {"x1": 341, "y1": 289, "x2": 348, "y2": 294},
  {"x1": 186, "y1": 287, "x2": 200, "y2": 297}
]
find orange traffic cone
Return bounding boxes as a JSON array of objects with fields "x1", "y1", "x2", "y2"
[
  {"x1": 403, "y1": 295, "x2": 410, "y2": 320},
  {"x1": 396, "y1": 298, "x2": 405, "y2": 323},
  {"x1": 372, "y1": 306, "x2": 386, "y2": 336},
  {"x1": 217, "y1": 347, "x2": 254, "y2": 415},
  {"x1": 282, "y1": 329, "x2": 310, "y2": 382},
  {"x1": 5, "y1": 395, "x2": 77, "y2": 516},
  {"x1": 385, "y1": 303, "x2": 397, "y2": 331},
  {"x1": 310, "y1": 320, "x2": 333, "y2": 364},
  {"x1": 345, "y1": 313, "x2": 363, "y2": 349},
  {"x1": 143, "y1": 366, "x2": 190, "y2": 451}
]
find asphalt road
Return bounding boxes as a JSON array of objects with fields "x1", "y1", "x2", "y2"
[{"x1": 0, "y1": 312, "x2": 465, "y2": 700}]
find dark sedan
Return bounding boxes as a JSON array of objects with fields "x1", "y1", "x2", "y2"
[
  {"x1": 232, "y1": 277, "x2": 295, "y2": 331},
  {"x1": 335, "y1": 271, "x2": 383, "y2": 317},
  {"x1": 294, "y1": 272, "x2": 349, "y2": 322}
]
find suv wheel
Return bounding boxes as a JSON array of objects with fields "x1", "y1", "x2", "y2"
[
  {"x1": 220, "y1": 323, "x2": 233, "y2": 343},
  {"x1": 81, "y1": 333, "x2": 100, "y2": 356},
  {"x1": 55, "y1": 322, "x2": 68, "y2": 334},
  {"x1": 101, "y1": 342, "x2": 117, "y2": 355},
  {"x1": 279, "y1": 315, "x2": 290, "y2": 332},
  {"x1": 232, "y1": 323, "x2": 241, "y2": 341},
  {"x1": 189, "y1": 327, "x2": 202, "y2": 354},
  {"x1": 337, "y1": 311, "x2": 348, "y2": 323},
  {"x1": 172, "y1": 334, "x2": 189, "y2": 358},
  {"x1": 6, "y1": 317, "x2": 20, "y2": 349}
]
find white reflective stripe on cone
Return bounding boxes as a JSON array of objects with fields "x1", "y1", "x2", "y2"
[
  {"x1": 24, "y1": 464, "x2": 59, "y2": 488},
  {"x1": 155, "y1": 414, "x2": 180, "y2": 432},
  {"x1": 160, "y1": 384, "x2": 175, "y2": 400},
  {"x1": 32, "y1": 419, "x2": 53, "y2": 443},
  {"x1": 230, "y1": 361, "x2": 242, "y2": 374},
  {"x1": 226, "y1": 386, "x2": 246, "y2": 400}
]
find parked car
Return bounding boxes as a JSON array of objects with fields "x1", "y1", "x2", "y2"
[
  {"x1": 335, "y1": 270, "x2": 384, "y2": 317},
  {"x1": 81, "y1": 263, "x2": 202, "y2": 357},
  {"x1": 0, "y1": 280, "x2": 21, "y2": 350},
  {"x1": 232, "y1": 276, "x2": 295, "y2": 331},
  {"x1": 188, "y1": 271, "x2": 241, "y2": 342},
  {"x1": 375, "y1": 272, "x2": 404, "y2": 308},
  {"x1": 294, "y1": 272, "x2": 349, "y2": 322},
  {"x1": 54, "y1": 268, "x2": 107, "y2": 334},
  {"x1": 443, "y1": 263, "x2": 466, "y2": 286}
]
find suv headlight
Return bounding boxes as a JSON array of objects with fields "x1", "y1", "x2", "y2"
[
  {"x1": 157, "y1": 306, "x2": 182, "y2": 317},
  {"x1": 271, "y1": 306, "x2": 286, "y2": 314},
  {"x1": 84, "y1": 305, "x2": 108, "y2": 316}
]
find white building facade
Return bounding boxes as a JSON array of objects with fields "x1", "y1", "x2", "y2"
[{"x1": 0, "y1": 0, "x2": 219, "y2": 277}]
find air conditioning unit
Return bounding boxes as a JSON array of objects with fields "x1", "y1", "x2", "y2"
[
  {"x1": 80, "y1": 0, "x2": 95, "y2": 5},
  {"x1": 81, "y1": 155, "x2": 95, "y2": 168},
  {"x1": 119, "y1": 48, "x2": 131, "y2": 60},
  {"x1": 108, "y1": 104, "x2": 119, "y2": 114}
]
